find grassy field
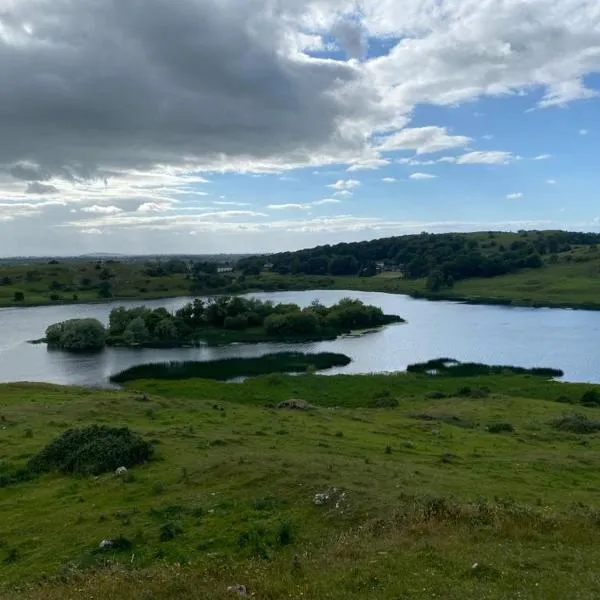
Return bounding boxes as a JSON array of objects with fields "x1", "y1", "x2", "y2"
[{"x1": 3, "y1": 371, "x2": 600, "y2": 598}]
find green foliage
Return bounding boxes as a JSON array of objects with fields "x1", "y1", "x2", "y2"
[
  {"x1": 581, "y1": 390, "x2": 600, "y2": 406},
  {"x1": 45, "y1": 318, "x2": 106, "y2": 351},
  {"x1": 552, "y1": 413, "x2": 600, "y2": 434},
  {"x1": 110, "y1": 352, "x2": 352, "y2": 383},
  {"x1": 407, "y1": 358, "x2": 563, "y2": 379},
  {"x1": 487, "y1": 422, "x2": 515, "y2": 433},
  {"x1": 99, "y1": 296, "x2": 402, "y2": 348},
  {"x1": 13, "y1": 291, "x2": 24, "y2": 302},
  {"x1": 28, "y1": 425, "x2": 154, "y2": 475}
]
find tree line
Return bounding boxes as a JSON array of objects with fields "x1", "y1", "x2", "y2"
[{"x1": 237, "y1": 230, "x2": 600, "y2": 287}]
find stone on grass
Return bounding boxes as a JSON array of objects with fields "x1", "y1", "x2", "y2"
[
  {"x1": 99, "y1": 539, "x2": 114, "y2": 549},
  {"x1": 115, "y1": 466, "x2": 128, "y2": 475},
  {"x1": 277, "y1": 399, "x2": 314, "y2": 411},
  {"x1": 227, "y1": 584, "x2": 249, "y2": 596}
]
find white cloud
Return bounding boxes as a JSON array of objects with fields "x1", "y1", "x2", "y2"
[
  {"x1": 482, "y1": 134, "x2": 494, "y2": 141},
  {"x1": 333, "y1": 190, "x2": 353, "y2": 198},
  {"x1": 212, "y1": 201, "x2": 250, "y2": 206},
  {"x1": 137, "y1": 202, "x2": 175, "y2": 213},
  {"x1": 81, "y1": 228, "x2": 103, "y2": 235},
  {"x1": 410, "y1": 172, "x2": 437, "y2": 180},
  {"x1": 397, "y1": 157, "x2": 436, "y2": 166},
  {"x1": 80, "y1": 205, "x2": 123, "y2": 214},
  {"x1": 312, "y1": 198, "x2": 342, "y2": 205},
  {"x1": 379, "y1": 127, "x2": 471, "y2": 155},
  {"x1": 506, "y1": 192, "x2": 523, "y2": 200},
  {"x1": 547, "y1": 179, "x2": 557, "y2": 185},
  {"x1": 534, "y1": 154, "x2": 552, "y2": 160},
  {"x1": 539, "y1": 80, "x2": 598, "y2": 108},
  {"x1": 328, "y1": 179, "x2": 361, "y2": 191},
  {"x1": 455, "y1": 151, "x2": 515, "y2": 165},
  {"x1": 267, "y1": 203, "x2": 311, "y2": 210},
  {"x1": 347, "y1": 158, "x2": 390, "y2": 171},
  {"x1": 580, "y1": 129, "x2": 589, "y2": 136},
  {"x1": 382, "y1": 177, "x2": 397, "y2": 183}
]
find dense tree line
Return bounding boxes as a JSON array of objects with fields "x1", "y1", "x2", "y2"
[
  {"x1": 105, "y1": 297, "x2": 401, "y2": 346},
  {"x1": 45, "y1": 297, "x2": 402, "y2": 350},
  {"x1": 237, "y1": 231, "x2": 600, "y2": 286}
]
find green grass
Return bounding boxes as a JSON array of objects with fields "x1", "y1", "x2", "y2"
[
  {"x1": 3, "y1": 371, "x2": 600, "y2": 598},
  {"x1": 110, "y1": 352, "x2": 352, "y2": 383}
]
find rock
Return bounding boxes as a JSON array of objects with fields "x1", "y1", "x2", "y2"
[
  {"x1": 277, "y1": 399, "x2": 314, "y2": 410},
  {"x1": 99, "y1": 539, "x2": 114, "y2": 549},
  {"x1": 115, "y1": 466, "x2": 128, "y2": 475},
  {"x1": 227, "y1": 584, "x2": 248, "y2": 596},
  {"x1": 313, "y1": 492, "x2": 330, "y2": 505}
]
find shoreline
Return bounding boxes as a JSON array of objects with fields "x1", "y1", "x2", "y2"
[{"x1": 5, "y1": 285, "x2": 600, "y2": 313}]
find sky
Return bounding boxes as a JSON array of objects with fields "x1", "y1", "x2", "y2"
[{"x1": 0, "y1": 0, "x2": 599, "y2": 256}]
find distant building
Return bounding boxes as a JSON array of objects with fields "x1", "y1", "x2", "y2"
[
  {"x1": 263, "y1": 262, "x2": 274, "y2": 271},
  {"x1": 217, "y1": 266, "x2": 233, "y2": 273}
]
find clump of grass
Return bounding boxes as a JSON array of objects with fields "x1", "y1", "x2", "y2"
[
  {"x1": 552, "y1": 413, "x2": 600, "y2": 434},
  {"x1": 487, "y1": 422, "x2": 515, "y2": 433},
  {"x1": 276, "y1": 522, "x2": 293, "y2": 547},
  {"x1": 407, "y1": 358, "x2": 563, "y2": 378},
  {"x1": 159, "y1": 522, "x2": 183, "y2": 542},
  {"x1": 28, "y1": 425, "x2": 154, "y2": 476}
]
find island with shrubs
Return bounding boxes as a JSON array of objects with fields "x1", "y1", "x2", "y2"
[{"x1": 42, "y1": 296, "x2": 404, "y2": 351}]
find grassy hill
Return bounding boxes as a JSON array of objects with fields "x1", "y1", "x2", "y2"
[
  {"x1": 3, "y1": 370, "x2": 600, "y2": 598},
  {"x1": 2, "y1": 230, "x2": 600, "y2": 309}
]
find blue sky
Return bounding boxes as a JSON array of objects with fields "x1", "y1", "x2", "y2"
[{"x1": 0, "y1": 0, "x2": 599, "y2": 255}]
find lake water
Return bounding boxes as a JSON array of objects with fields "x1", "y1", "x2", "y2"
[{"x1": 0, "y1": 290, "x2": 598, "y2": 387}]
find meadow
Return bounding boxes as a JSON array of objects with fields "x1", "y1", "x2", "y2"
[{"x1": 3, "y1": 369, "x2": 600, "y2": 598}]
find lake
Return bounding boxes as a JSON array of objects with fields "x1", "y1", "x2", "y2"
[{"x1": 0, "y1": 290, "x2": 598, "y2": 387}]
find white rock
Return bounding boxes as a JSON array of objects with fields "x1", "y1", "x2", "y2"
[
  {"x1": 99, "y1": 539, "x2": 114, "y2": 549},
  {"x1": 227, "y1": 584, "x2": 248, "y2": 596},
  {"x1": 115, "y1": 466, "x2": 128, "y2": 475}
]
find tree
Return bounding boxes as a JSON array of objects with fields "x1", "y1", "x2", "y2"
[
  {"x1": 123, "y1": 317, "x2": 150, "y2": 345},
  {"x1": 45, "y1": 318, "x2": 106, "y2": 351},
  {"x1": 426, "y1": 270, "x2": 445, "y2": 292},
  {"x1": 13, "y1": 291, "x2": 25, "y2": 302},
  {"x1": 97, "y1": 281, "x2": 113, "y2": 298}
]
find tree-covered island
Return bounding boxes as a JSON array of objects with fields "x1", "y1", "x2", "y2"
[{"x1": 42, "y1": 296, "x2": 404, "y2": 351}]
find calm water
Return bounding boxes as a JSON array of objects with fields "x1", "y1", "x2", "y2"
[{"x1": 0, "y1": 290, "x2": 598, "y2": 387}]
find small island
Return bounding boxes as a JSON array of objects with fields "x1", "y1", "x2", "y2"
[{"x1": 42, "y1": 296, "x2": 404, "y2": 351}]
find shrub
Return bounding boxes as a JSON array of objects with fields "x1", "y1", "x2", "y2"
[
  {"x1": 487, "y1": 422, "x2": 514, "y2": 433},
  {"x1": 28, "y1": 425, "x2": 154, "y2": 475},
  {"x1": 368, "y1": 396, "x2": 399, "y2": 408},
  {"x1": 159, "y1": 521, "x2": 183, "y2": 542},
  {"x1": 276, "y1": 521, "x2": 293, "y2": 546},
  {"x1": 552, "y1": 413, "x2": 600, "y2": 434},
  {"x1": 13, "y1": 291, "x2": 25, "y2": 302},
  {"x1": 581, "y1": 390, "x2": 600, "y2": 407}
]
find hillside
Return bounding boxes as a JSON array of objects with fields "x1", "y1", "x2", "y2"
[
  {"x1": 2, "y1": 230, "x2": 600, "y2": 309},
  {"x1": 3, "y1": 371, "x2": 600, "y2": 598}
]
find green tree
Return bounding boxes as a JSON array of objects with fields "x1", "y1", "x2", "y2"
[
  {"x1": 13, "y1": 291, "x2": 25, "y2": 302},
  {"x1": 123, "y1": 317, "x2": 150, "y2": 346},
  {"x1": 45, "y1": 318, "x2": 106, "y2": 351},
  {"x1": 426, "y1": 270, "x2": 445, "y2": 292}
]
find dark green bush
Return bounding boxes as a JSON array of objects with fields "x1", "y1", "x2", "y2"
[
  {"x1": 28, "y1": 425, "x2": 154, "y2": 475},
  {"x1": 369, "y1": 396, "x2": 399, "y2": 408},
  {"x1": 487, "y1": 422, "x2": 514, "y2": 433},
  {"x1": 581, "y1": 390, "x2": 600, "y2": 406},
  {"x1": 552, "y1": 413, "x2": 600, "y2": 434}
]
